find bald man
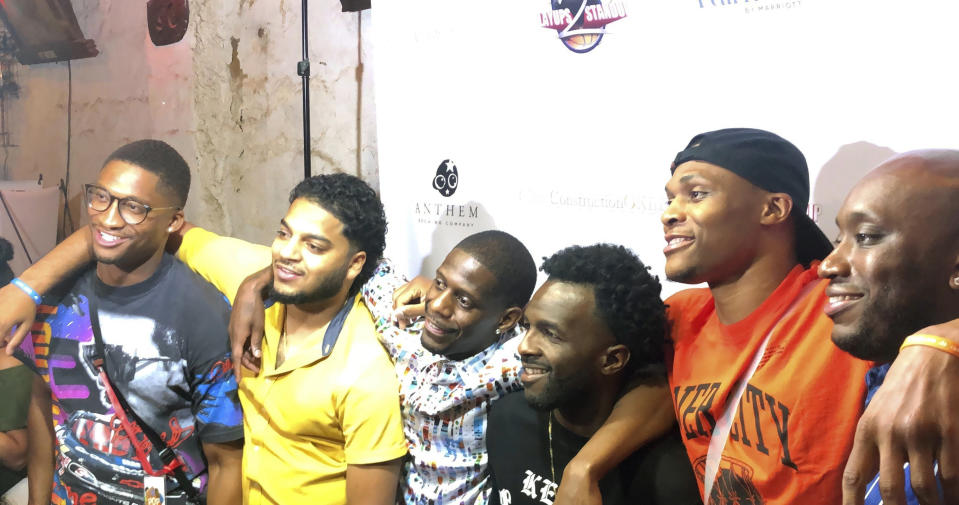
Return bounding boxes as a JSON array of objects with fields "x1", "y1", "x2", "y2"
[{"x1": 819, "y1": 149, "x2": 959, "y2": 505}]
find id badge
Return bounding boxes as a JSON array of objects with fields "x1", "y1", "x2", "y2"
[{"x1": 144, "y1": 475, "x2": 166, "y2": 505}]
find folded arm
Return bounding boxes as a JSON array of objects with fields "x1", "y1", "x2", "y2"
[{"x1": 346, "y1": 458, "x2": 404, "y2": 505}]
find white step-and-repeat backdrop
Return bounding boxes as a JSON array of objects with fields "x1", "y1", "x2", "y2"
[{"x1": 372, "y1": 0, "x2": 959, "y2": 295}]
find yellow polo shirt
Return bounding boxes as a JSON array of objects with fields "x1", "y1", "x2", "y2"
[{"x1": 178, "y1": 227, "x2": 407, "y2": 505}]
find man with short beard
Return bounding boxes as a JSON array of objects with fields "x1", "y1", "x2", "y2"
[
  {"x1": 486, "y1": 244, "x2": 699, "y2": 505},
  {"x1": 818, "y1": 149, "x2": 959, "y2": 505},
  {"x1": 3, "y1": 173, "x2": 408, "y2": 505}
]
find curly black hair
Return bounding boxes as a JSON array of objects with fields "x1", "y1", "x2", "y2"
[
  {"x1": 455, "y1": 230, "x2": 536, "y2": 309},
  {"x1": 289, "y1": 173, "x2": 387, "y2": 297},
  {"x1": 104, "y1": 140, "x2": 191, "y2": 208},
  {"x1": 540, "y1": 244, "x2": 667, "y2": 377}
]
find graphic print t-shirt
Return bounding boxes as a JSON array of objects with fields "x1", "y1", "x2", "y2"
[
  {"x1": 666, "y1": 263, "x2": 872, "y2": 505},
  {"x1": 17, "y1": 254, "x2": 244, "y2": 505},
  {"x1": 487, "y1": 391, "x2": 701, "y2": 505}
]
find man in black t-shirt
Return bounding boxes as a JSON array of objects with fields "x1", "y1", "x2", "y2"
[
  {"x1": 13, "y1": 140, "x2": 244, "y2": 505},
  {"x1": 487, "y1": 244, "x2": 699, "y2": 505}
]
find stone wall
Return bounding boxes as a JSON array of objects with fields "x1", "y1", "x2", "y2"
[{"x1": 3, "y1": 0, "x2": 375, "y2": 244}]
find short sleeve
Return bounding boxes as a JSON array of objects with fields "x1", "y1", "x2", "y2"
[
  {"x1": 176, "y1": 227, "x2": 271, "y2": 303},
  {"x1": 338, "y1": 341, "x2": 407, "y2": 465},
  {"x1": 189, "y1": 353, "x2": 244, "y2": 444}
]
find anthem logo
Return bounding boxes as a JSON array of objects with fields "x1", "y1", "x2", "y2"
[
  {"x1": 540, "y1": 0, "x2": 627, "y2": 53},
  {"x1": 433, "y1": 159, "x2": 459, "y2": 197}
]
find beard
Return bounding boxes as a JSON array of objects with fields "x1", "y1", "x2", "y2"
[
  {"x1": 831, "y1": 297, "x2": 927, "y2": 363},
  {"x1": 525, "y1": 366, "x2": 593, "y2": 412},
  {"x1": 269, "y1": 259, "x2": 351, "y2": 305}
]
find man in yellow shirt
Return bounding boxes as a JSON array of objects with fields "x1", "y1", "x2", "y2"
[
  {"x1": 175, "y1": 174, "x2": 407, "y2": 504},
  {"x1": 1, "y1": 173, "x2": 407, "y2": 505}
]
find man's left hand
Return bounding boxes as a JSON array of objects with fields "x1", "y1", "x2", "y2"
[{"x1": 843, "y1": 322, "x2": 959, "y2": 505}]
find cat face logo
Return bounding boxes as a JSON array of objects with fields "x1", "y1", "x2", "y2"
[{"x1": 433, "y1": 159, "x2": 459, "y2": 197}]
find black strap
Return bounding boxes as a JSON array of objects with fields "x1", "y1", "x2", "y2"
[{"x1": 86, "y1": 276, "x2": 201, "y2": 504}]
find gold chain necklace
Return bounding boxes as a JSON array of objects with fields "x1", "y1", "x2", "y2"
[{"x1": 547, "y1": 411, "x2": 556, "y2": 483}]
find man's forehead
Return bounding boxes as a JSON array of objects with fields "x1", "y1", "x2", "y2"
[
  {"x1": 439, "y1": 249, "x2": 496, "y2": 293},
  {"x1": 527, "y1": 281, "x2": 594, "y2": 321}
]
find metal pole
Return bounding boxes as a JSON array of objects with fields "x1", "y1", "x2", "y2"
[{"x1": 298, "y1": 0, "x2": 311, "y2": 179}]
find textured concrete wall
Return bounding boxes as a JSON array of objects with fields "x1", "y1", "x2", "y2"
[{"x1": 5, "y1": 0, "x2": 375, "y2": 245}]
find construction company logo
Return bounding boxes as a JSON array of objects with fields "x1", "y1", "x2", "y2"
[
  {"x1": 432, "y1": 159, "x2": 459, "y2": 197},
  {"x1": 698, "y1": 0, "x2": 803, "y2": 14},
  {"x1": 540, "y1": 0, "x2": 627, "y2": 53}
]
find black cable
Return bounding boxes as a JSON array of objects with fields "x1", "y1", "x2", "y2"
[
  {"x1": 0, "y1": 190, "x2": 32, "y2": 264},
  {"x1": 61, "y1": 60, "x2": 74, "y2": 239},
  {"x1": 298, "y1": 0, "x2": 311, "y2": 179}
]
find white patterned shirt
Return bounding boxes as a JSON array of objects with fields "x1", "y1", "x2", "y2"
[{"x1": 362, "y1": 262, "x2": 524, "y2": 505}]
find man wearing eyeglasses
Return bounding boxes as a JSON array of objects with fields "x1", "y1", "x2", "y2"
[{"x1": 12, "y1": 140, "x2": 244, "y2": 505}]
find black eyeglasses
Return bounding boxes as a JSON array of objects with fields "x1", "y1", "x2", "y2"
[{"x1": 84, "y1": 184, "x2": 180, "y2": 225}]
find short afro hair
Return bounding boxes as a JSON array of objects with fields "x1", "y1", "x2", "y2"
[
  {"x1": 454, "y1": 230, "x2": 536, "y2": 309},
  {"x1": 289, "y1": 173, "x2": 387, "y2": 297},
  {"x1": 104, "y1": 140, "x2": 191, "y2": 208},
  {"x1": 541, "y1": 244, "x2": 667, "y2": 377}
]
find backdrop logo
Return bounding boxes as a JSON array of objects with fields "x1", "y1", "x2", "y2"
[
  {"x1": 540, "y1": 0, "x2": 627, "y2": 53},
  {"x1": 432, "y1": 159, "x2": 459, "y2": 197}
]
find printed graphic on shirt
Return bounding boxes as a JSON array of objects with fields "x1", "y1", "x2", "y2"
[
  {"x1": 693, "y1": 455, "x2": 763, "y2": 505},
  {"x1": 674, "y1": 382, "x2": 797, "y2": 471},
  {"x1": 19, "y1": 293, "x2": 241, "y2": 505}
]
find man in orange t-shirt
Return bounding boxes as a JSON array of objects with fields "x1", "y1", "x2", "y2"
[{"x1": 662, "y1": 128, "x2": 871, "y2": 504}]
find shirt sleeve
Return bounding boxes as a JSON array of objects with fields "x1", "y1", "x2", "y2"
[
  {"x1": 337, "y1": 334, "x2": 408, "y2": 465},
  {"x1": 176, "y1": 227, "x2": 272, "y2": 303},
  {"x1": 360, "y1": 260, "x2": 421, "y2": 355},
  {"x1": 189, "y1": 352, "x2": 244, "y2": 444}
]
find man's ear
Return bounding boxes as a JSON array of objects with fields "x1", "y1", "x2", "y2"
[
  {"x1": 345, "y1": 250, "x2": 367, "y2": 284},
  {"x1": 760, "y1": 192, "x2": 794, "y2": 226},
  {"x1": 600, "y1": 344, "x2": 630, "y2": 376},
  {"x1": 950, "y1": 253, "x2": 959, "y2": 292},
  {"x1": 167, "y1": 210, "x2": 185, "y2": 234},
  {"x1": 497, "y1": 306, "x2": 524, "y2": 334}
]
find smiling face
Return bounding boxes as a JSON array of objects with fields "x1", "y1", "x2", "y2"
[
  {"x1": 662, "y1": 161, "x2": 769, "y2": 285},
  {"x1": 819, "y1": 155, "x2": 959, "y2": 362},
  {"x1": 517, "y1": 280, "x2": 619, "y2": 411},
  {"x1": 270, "y1": 198, "x2": 365, "y2": 306},
  {"x1": 89, "y1": 160, "x2": 183, "y2": 281},
  {"x1": 422, "y1": 248, "x2": 515, "y2": 359}
]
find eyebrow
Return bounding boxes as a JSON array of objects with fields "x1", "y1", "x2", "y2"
[
  {"x1": 279, "y1": 219, "x2": 333, "y2": 244},
  {"x1": 665, "y1": 173, "x2": 705, "y2": 194},
  {"x1": 92, "y1": 184, "x2": 150, "y2": 206}
]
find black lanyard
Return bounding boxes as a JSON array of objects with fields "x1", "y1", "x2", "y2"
[{"x1": 85, "y1": 275, "x2": 202, "y2": 504}]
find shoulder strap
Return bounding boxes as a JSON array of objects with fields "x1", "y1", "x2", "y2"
[
  {"x1": 701, "y1": 281, "x2": 818, "y2": 502},
  {"x1": 86, "y1": 276, "x2": 201, "y2": 504}
]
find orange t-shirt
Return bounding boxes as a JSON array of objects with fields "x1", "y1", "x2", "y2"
[{"x1": 666, "y1": 263, "x2": 872, "y2": 505}]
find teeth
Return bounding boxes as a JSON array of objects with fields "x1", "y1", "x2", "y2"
[
  {"x1": 100, "y1": 231, "x2": 120, "y2": 243},
  {"x1": 829, "y1": 295, "x2": 861, "y2": 303},
  {"x1": 668, "y1": 237, "x2": 691, "y2": 246},
  {"x1": 524, "y1": 367, "x2": 548, "y2": 376}
]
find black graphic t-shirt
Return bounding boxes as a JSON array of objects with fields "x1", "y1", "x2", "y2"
[
  {"x1": 16, "y1": 254, "x2": 244, "y2": 505},
  {"x1": 487, "y1": 391, "x2": 700, "y2": 505}
]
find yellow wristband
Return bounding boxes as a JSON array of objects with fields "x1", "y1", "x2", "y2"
[{"x1": 900, "y1": 333, "x2": 959, "y2": 359}]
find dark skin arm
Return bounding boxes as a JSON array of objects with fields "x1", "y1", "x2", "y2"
[
  {"x1": 26, "y1": 375, "x2": 54, "y2": 505},
  {"x1": 202, "y1": 440, "x2": 244, "y2": 505},
  {"x1": 345, "y1": 458, "x2": 404, "y2": 505},
  {"x1": 843, "y1": 321, "x2": 959, "y2": 505},
  {"x1": 2, "y1": 228, "x2": 94, "y2": 354},
  {"x1": 2, "y1": 223, "x2": 199, "y2": 355},
  {"x1": 554, "y1": 379, "x2": 675, "y2": 505}
]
